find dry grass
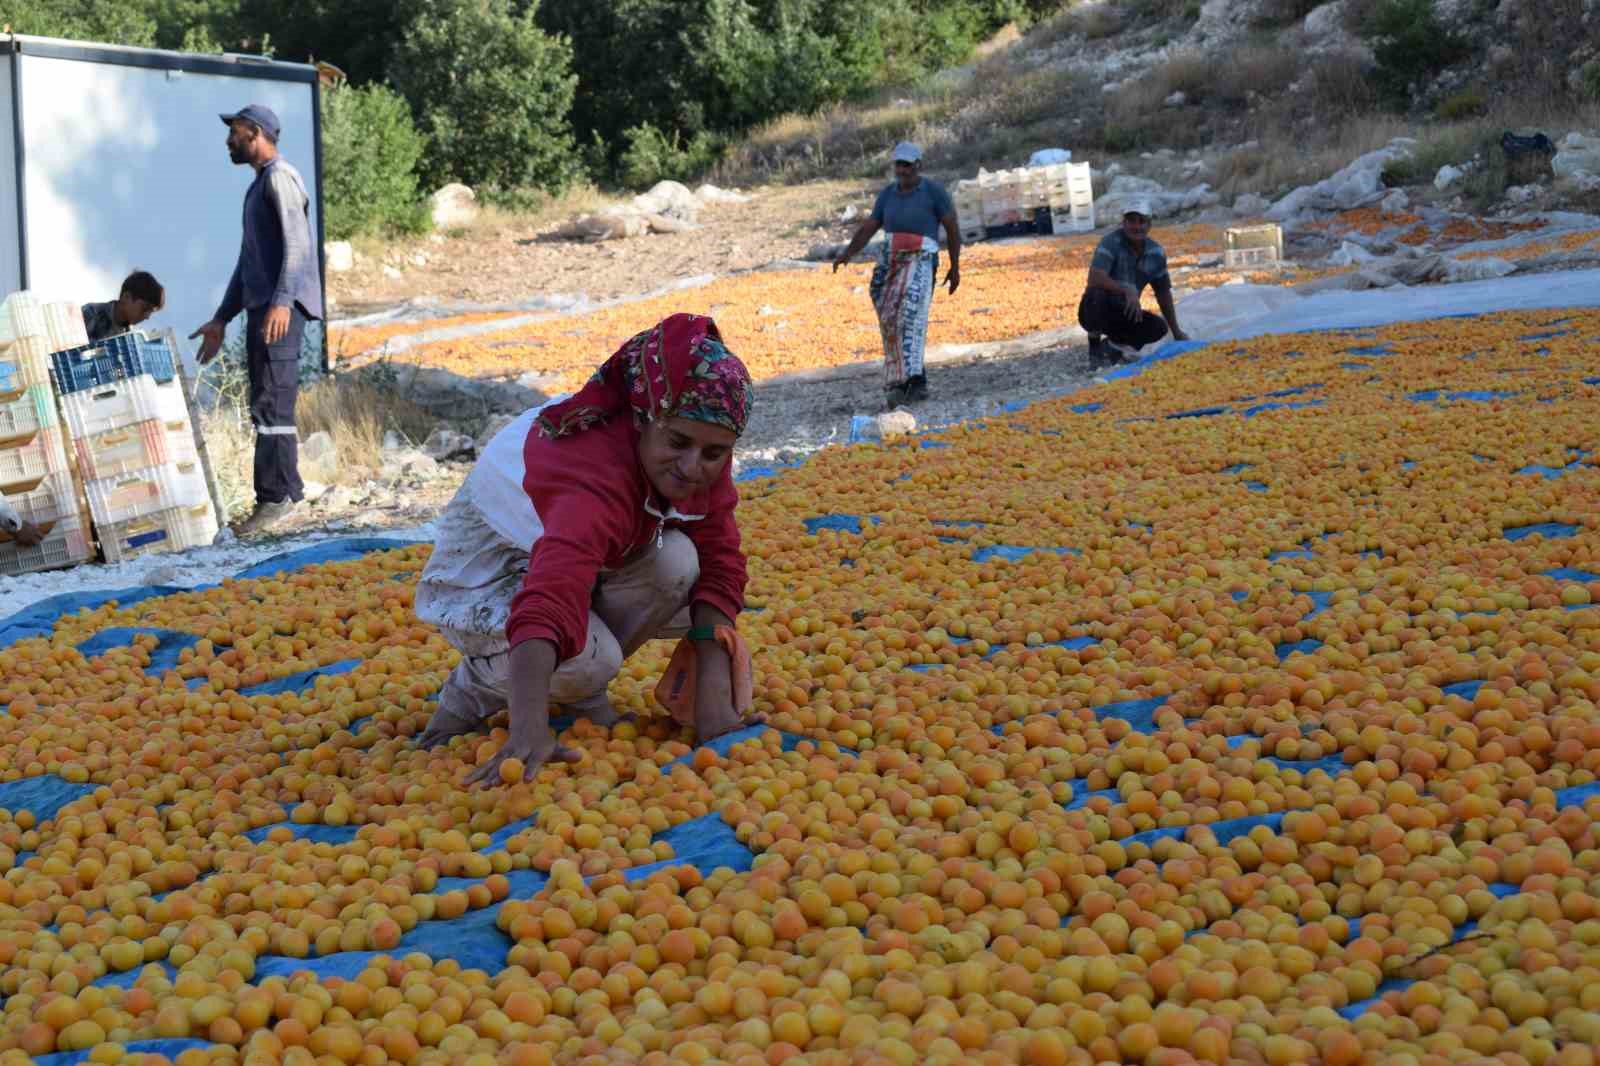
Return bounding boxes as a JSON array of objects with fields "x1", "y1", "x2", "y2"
[
  {"x1": 297, "y1": 373, "x2": 440, "y2": 478},
  {"x1": 194, "y1": 371, "x2": 439, "y2": 517}
]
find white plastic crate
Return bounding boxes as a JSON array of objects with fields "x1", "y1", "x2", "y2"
[
  {"x1": 0, "y1": 426, "x2": 70, "y2": 492},
  {"x1": 0, "y1": 384, "x2": 55, "y2": 446},
  {"x1": 1224, "y1": 223, "x2": 1283, "y2": 269},
  {"x1": 0, "y1": 512, "x2": 92, "y2": 576},
  {"x1": 60, "y1": 373, "x2": 188, "y2": 441},
  {"x1": 2, "y1": 471, "x2": 79, "y2": 529},
  {"x1": 0, "y1": 292, "x2": 45, "y2": 344},
  {"x1": 85, "y1": 459, "x2": 209, "y2": 526},
  {"x1": 0, "y1": 336, "x2": 51, "y2": 393},
  {"x1": 98, "y1": 501, "x2": 218, "y2": 564},
  {"x1": 76, "y1": 417, "x2": 198, "y2": 480},
  {"x1": 45, "y1": 301, "x2": 89, "y2": 353}
]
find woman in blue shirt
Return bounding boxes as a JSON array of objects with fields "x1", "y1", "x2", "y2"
[{"x1": 833, "y1": 142, "x2": 962, "y2": 409}]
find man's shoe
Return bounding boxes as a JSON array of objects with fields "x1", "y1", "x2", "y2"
[
  {"x1": 903, "y1": 375, "x2": 929, "y2": 403},
  {"x1": 1107, "y1": 340, "x2": 1142, "y2": 364},
  {"x1": 883, "y1": 383, "x2": 907, "y2": 411},
  {"x1": 1087, "y1": 335, "x2": 1107, "y2": 369},
  {"x1": 235, "y1": 499, "x2": 299, "y2": 536}
]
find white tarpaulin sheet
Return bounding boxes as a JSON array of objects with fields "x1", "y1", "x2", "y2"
[{"x1": 1179, "y1": 269, "x2": 1600, "y2": 342}]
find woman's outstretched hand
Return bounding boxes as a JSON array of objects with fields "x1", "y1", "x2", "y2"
[{"x1": 467, "y1": 729, "x2": 581, "y2": 787}]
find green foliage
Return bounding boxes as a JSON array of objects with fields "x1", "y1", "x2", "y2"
[
  {"x1": 0, "y1": 0, "x2": 158, "y2": 46},
  {"x1": 1584, "y1": 61, "x2": 1600, "y2": 101},
  {"x1": 1435, "y1": 90, "x2": 1486, "y2": 121},
  {"x1": 619, "y1": 124, "x2": 725, "y2": 188},
  {"x1": 1360, "y1": 0, "x2": 1470, "y2": 104},
  {"x1": 320, "y1": 82, "x2": 428, "y2": 239},
  {"x1": 389, "y1": 0, "x2": 579, "y2": 197}
]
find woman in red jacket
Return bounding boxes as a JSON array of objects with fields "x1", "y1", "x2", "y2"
[{"x1": 414, "y1": 313, "x2": 754, "y2": 784}]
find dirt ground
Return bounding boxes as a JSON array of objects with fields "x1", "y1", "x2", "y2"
[{"x1": 329, "y1": 180, "x2": 874, "y2": 315}]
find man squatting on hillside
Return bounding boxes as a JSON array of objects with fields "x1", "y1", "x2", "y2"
[{"x1": 1079, "y1": 197, "x2": 1189, "y2": 371}]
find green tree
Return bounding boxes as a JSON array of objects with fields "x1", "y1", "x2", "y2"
[
  {"x1": 1362, "y1": 0, "x2": 1469, "y2": 104},
  {"x1": 389, "y1": 0, "x2": 579, "y2": 196},
  {"x1": 0, "y1": 0, "x2": 158, "y2": 46},
  {"x1": 320, "y1": 82, "x2": 427, "y2": 239}
]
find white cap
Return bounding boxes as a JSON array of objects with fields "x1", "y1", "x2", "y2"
[
  {"x1": 1123, "y1": 197, "x2": 1154, "y2": 219},
  {"x1": 891, "y1": 141, "x2": 923, "y2": 164}
]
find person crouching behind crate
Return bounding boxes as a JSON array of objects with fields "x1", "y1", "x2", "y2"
[
  {"x1": 412, "y1": 313, "x2": 760, "y2": 786},
  {"x1": 1079, "y1": 199, "x2": 1189, "y2": 370},
  {"x1": 191, "y1": 104, "x2": 322, "y2": 537},
  {"x1": 81, "y1": 271, "x2": 165, "y2": 344}
]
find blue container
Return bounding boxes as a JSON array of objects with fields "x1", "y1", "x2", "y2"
[{"x1": 51, "y1": 334, "x2": 177, "y2": 395}]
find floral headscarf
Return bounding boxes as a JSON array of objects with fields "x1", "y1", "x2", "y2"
[{"x1": 536, "y1": 313, "x2": 752, "y2": 440}]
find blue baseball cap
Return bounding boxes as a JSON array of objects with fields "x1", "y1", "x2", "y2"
[{"x1": 220, "y1": 104, "x2": 280, "y2": 143}]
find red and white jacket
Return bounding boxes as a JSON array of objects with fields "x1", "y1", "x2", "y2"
[{"x1": 456, "y1": 404, "x2": 746, "y2": 661}]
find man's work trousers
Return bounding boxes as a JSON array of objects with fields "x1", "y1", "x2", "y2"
[
  {"x1": 1078, "y1": 287, "x2": 1170, "y2": 351},
  {"x1": 246, "y1": 305, "x2": 307, "y2": 506}
]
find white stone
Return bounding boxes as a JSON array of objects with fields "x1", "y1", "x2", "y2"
[
  {"x1": 1232, "y1": 193, "x2": 1270, "y2": 217},
  {"x1": 300, "y1": 481, "x2": 328, "y2": 502},
  {"x1": 1304, "y1": 0, "x2": 1346, "y2": 37},
  {"x1": 381, "y1": 265, "x2": 402, "y2": 280},
  {"x1": 325, "y1": 241, "x2": 354, "y2": 273},
  {"x1": 840, "y1": 204, "x2": 860, "y2": 223},
  {"x1": 876, "y1": 409, "x2": 917, "y2": 438},
  {"x1": 429, "y1": 183, "x2": 479, "y2": 229},
  {"x1": 1563, "y1": 132, "x2": 1589, "y2": 148},
  {"x1": 1505, "y1": 184, "x2": 1539, "y2": 203},
  {"x1": 409, "y1": 252, "x2": 428, "y2": 267},
  {"x1": 476, "y1": 413, "x2": 517, "y2": 454},
  {"x1": 421, "y1": 427, "x2": 476, "y2": 461},
  {"x1": 300, "y1": 430, "x2": 339, "y2": 483},
  {"x1": 1434, "y1": 164, "x2": 1466, "y2": 190},
  {"x1": 1027, "y1": 148, "x2": 1072, "y2": 166},
  {"x1": 1267, "y1": 138, "x2": 1417, "y2": 220},
  {"x1": 144, "y1": 565, "x2": 183, "y2": 586},
  {"x1": 695, "y1": 183, "x2": 751, "y2": 205},
  {"x1": 1380, "y1": 189, "x2": 1410, "y2": 215},
  {"x1": 1165, "y1": 90, "x2": 1187, "y2": 107},
  {"x1": 1330, "y1": 241, "x2": 1377, "y2": 266},
  {"x1": 632, "y1": 180, "x2": 700, "y2": 222},
  {"x1": 1442, "y1": 256, "x2": 1515, "y2": 282},
  {"x1": 382, "y1": 429, "x2": 409, "y2": 454},
  {"x1": 1553, "y1": 147, "x2": 1600, "y2": 180},
  {"x1": 644, "y1": 213, "x2": 697, "y2": 234}
]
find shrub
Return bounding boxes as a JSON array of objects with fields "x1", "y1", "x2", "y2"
[
  {"x1": 1360, "y1": 0, "x2": 1470, "y2": 104},
  {"x1": 618, "y1": 124, "x2": 725, "y2": 189},
  {"x1": 1584, "y1": 60, "x2": 1600, "y2": 101},
  {"x1": 320, "y1": 82, "x2": 428, "y2": 240},
  {"x1": 390, "y1": 0, "x2": 580, "y2": 197},
  {"x1": 1436, "y1": 90, "x2": 1487, "y2": 121}
]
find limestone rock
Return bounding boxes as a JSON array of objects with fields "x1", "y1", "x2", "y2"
[
  {"x1": 632, "y1": 180, "x2": 700, "y2": 222},
  {"x1": 876, "y1": 409, "x2": 917, "y2": 438},
  {"x1": 429, "y1": 184, "x2": 479, "y2": 229},
  {"x1": 1267, "y1": 138, "x2": 1417, "y2": 220},
  {"x1": 1434, "y1": 164, "x2": 1467, "y2": 190},
  {"x1": 476, "y1": 413, "x2": 517, "y2": 454},
  {"x1": 422, "y1": 427, "x2": 476, "y2": 462},
  {"x1": 325, "y1": 241, "x2": 354, "y2": 273},
  {"x1": 300, "y1": 430, "x2": 339, "y2": 483},
  {"x1": 695, "y1": 183, "x2": 751, "y2": 205}
]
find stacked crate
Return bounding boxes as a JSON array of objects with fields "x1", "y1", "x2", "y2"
[
  {"x1": 53, "y1": 331, "x2": 218, "y2": 563},
  {"x1": 954, "y1": 161, "x2": 1096, "y2": 242},
  {"x1": 0, "y1": 292, "x2": 93, "y2": 576}
]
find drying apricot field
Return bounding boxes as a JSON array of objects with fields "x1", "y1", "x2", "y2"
[
  {"x1": 328, "y1": 226, "x2": 1262, "y2": 391},
  {"x1": 2, "y1": 306, "x2": 1599, "y2": 1066}
]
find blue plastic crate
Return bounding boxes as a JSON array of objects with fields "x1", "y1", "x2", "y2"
[{"x1": 51, "y1": 334, "x2": 176, "y2": 395}]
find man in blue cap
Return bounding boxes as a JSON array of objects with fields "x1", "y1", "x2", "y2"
[{"x1": 191, "y1": 103, "x2": 323, "y2": 536}]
